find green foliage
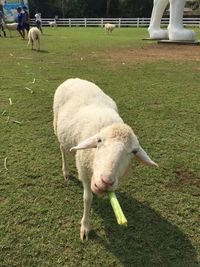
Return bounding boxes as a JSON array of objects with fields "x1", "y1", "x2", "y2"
[
  {"x1": 0, "y1": 27, "x2": 200, "y2": 266},
  {"x1": 28, "y1": 0, "x2": 153, "y2": 18}
]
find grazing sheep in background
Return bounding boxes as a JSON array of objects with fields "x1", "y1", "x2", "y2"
[
  {"x1": 48, "y1": 19, "x2": 57, "y2": 27},
  {"x1": 3, "y1": 22, "x2": 17, "y2": 37},
  {"x1": 105, "y1": 23, "x2": 115, "y2": 34},
  {"x1": 28, "y1": 27, "x2": 41, "y2": 51},
  {"x1": 53, "y1": 78, "x2": 158, "y2": 241}
]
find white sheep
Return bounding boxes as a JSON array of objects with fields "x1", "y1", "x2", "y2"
[
  {"x1": 3, "y1": 22, "x2": 18, "y2": 37},
  {"x1": 28, "y1": 27, "x2": 41, "y2": 51},
  {"x1": 48, "y1": 20, "x2": 57, "y2": 27},
  {"x1": 105, "y1": 23, "x2": 115, "y2": 34},
  {"x1": 53, "y1": 78, "x2": 158, "y2": 241}
]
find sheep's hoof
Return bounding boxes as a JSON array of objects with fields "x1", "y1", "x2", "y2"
[
  {"x1": 80, "y1": 225, "x2": 89, "y2": 241},
  {"x1": 63, "y1": 171, "x2": 69, "y2": 181}
]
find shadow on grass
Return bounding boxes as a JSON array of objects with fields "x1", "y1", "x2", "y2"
[
  {"x1": 29, "y1": 48, "x2": 49, "y2": 54},
  {"x1": 89, "y1": 193, "x2": 198, "y2": 267},
  {"x1": 26, "y1": 49, "x2": 49, "y2": 53},
  {"x1": 67, "y1": 175, "x2": 198, "y2": 266},
  {"x1": 36, "y1": 49, "x2": 49, "y2": 53}
]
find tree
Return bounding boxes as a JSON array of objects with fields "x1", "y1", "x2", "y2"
[
  {"x1": 28, "y1": 0, "x2": 153, "y2": 18},
  {"x1": 106, "y1": 0, "x2": 111, "y2": 16}
]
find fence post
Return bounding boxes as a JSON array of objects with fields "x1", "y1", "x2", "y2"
[
  {"x1": 137, "y1": 17, "x2": 139, "y2": 28},
  {"x1": 118, "y1": 18, "x2": 121, "y2": 28},
  {"x1": 85, "y1": 18, "x2": 87, "y2": 27},
  {"x1": 69, "y1": 18, "x2": 71, "y2": 27},
  {"x1": 101, "y1": 18, "x2": 103, "y2": 27}
]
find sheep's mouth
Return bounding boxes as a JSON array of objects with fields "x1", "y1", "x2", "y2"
[
  {"x1": 91, "y1": 179, "x2": 106, "y2": 195},
  {"x1": 91, "y1": 178, "x2": 116, "y2": 195}
]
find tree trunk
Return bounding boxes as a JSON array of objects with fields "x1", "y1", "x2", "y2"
[{"x1": 106, "y1": 0, "x2": 112, "y2": 17}]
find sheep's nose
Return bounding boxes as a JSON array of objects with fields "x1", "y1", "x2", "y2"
[{"x1": 101, "y1": 174, "x2": 114, "y2": 186}]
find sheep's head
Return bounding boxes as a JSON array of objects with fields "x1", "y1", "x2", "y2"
[{"x1": 70, "y1": 123, "x2": 158, "y2": 195}]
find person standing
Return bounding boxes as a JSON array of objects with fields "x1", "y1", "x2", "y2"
[
  {"x1": 23, "y1": 6, "x2": 30, "y2": 35},
  {"x1": 0, "y1": 6, "x2": 6, "y2": 37},
  {"x1": 35, "y1": 11, "x2": 43, "y2": 33},
  {"x1": 16, "y1": 6, "x2": 25, "y2": 39}
]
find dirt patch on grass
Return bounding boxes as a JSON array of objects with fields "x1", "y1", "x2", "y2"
[
  {"x1": 0, "y1": 100, "x2": 6, "y2": 109},
  {"x1": 90, "y1": 44, "x2": 200, "y2": 65},
  {"x1": 165, "y1": 166, "x2": 200, "y2": 192},
  {"x1": 173, "y1": 166, "x2": 200, "y2": 187}
]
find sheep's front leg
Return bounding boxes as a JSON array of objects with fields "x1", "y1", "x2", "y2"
[
  {"x1": 60, "y1": 145, "x2": 69, "y2": 180},
  {"x1": 80, "y1": 178, "x2": 93, "y2": 241}
]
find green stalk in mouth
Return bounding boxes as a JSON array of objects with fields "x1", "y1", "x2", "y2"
[{"x1": 108, "y1": 192, "x2": 127, "y2": 226}]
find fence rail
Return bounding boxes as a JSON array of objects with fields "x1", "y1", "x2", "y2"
[{"x1": 30, "y1": 17, "x2": 200, "y2": 27}]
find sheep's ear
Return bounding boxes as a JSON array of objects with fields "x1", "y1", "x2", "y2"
[
  {"x1": 133, "y1": 146, "x2": 158, "y2": 167},
  {"x1": 70, "y1": 136, "x2": 98, "y2": 151}
]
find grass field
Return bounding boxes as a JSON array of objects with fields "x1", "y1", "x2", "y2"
[{"x1": 0, "y1": 27, "x2": 200, "y2": 266}]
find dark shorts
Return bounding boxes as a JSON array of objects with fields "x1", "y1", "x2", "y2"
[
  {"x1": 24, "y1": 23, "x2": 30, "y2": 31},
  {"x1": 36, "y1": 21, "x2": 41, "y2": 27},
  {"x1": 17, "y1": 24, "x2": 25, "y2": 31}
]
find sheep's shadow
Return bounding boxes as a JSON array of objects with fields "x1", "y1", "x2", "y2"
[
  {"x1": 35, "y1": 49, "x2": 49, "y2": 53},
  {"x1": 90, "y1": 192, "x2": 198, "y2": 266},
  {"x1": 68, "y1": 175, "x2": 198, "y2": 266}
]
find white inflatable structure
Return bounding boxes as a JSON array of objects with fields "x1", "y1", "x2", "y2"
[{"x1": 148, "y1": 0, "x2": 196, "y2": 41}]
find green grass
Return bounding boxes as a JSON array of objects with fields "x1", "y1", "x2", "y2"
[{"x1": 0, "y1": 27, "x2": 200, "y2": 266}]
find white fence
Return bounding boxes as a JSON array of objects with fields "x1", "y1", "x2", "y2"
[{"x1": 30, "y1": 17, "x2": 200, "y2": 27}]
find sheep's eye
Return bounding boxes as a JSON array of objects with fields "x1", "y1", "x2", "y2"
[
  {"x1": 97, "y1": 138, "x2": 102, "y2": 143},
  {"x1": 132, "y1": 149, "x2": 138, "y2": 154}
]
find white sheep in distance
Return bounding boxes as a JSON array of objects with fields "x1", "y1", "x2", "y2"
[
  {"x1": 48, "y1": 20, "x2": 57, "y2": 27},
  {"x1": 105, "y1": 23, "x2": 115, "y2": 34},
  {"x1": 3, "y1": 22, "x2": 18, "y2": 37},
  {"x1": 53, "y1": 78, "x2": 158, "y2": 241},
  {"x1": 28, "y1": 27, "x2": 41, "y2": 51}
]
